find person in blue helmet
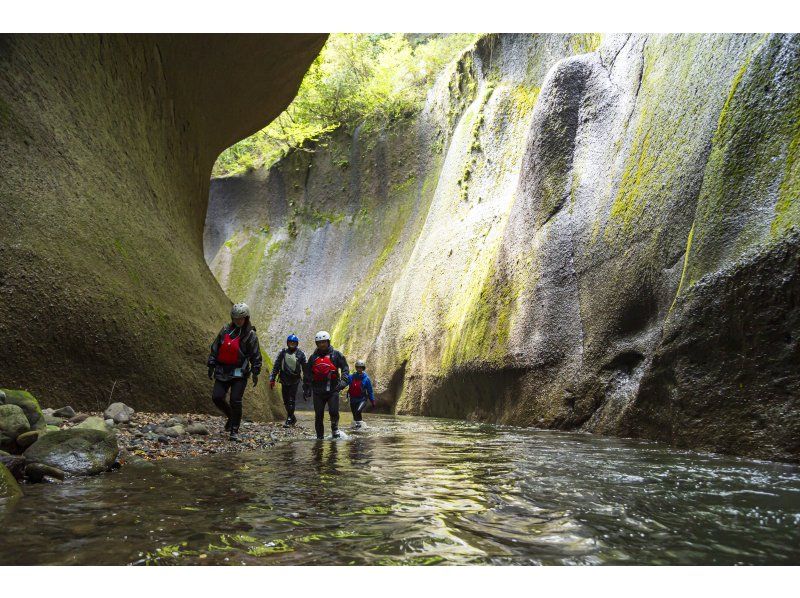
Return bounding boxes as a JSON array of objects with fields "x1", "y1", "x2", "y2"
[
  {"x1": 347, "y1": 359, "x2": 375, "y2": 429},
  {"x1": 270, "y1": 334, "x2": 307, "y2": 427}
]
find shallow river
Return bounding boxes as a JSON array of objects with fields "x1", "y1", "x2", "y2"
[{"x1": 1, "y1": 413, "x2": 799, "y2": 565}]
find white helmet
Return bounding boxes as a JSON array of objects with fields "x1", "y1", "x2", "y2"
[
  {"x1": 315, "y1": 330, "x2": 331, "y2": 342},
  {"x1": 231, "y1": 303, "x2": 250, "y2": 319},
  {"x1": 355, "y1": 359, "x2": 366, "y2": 368}
]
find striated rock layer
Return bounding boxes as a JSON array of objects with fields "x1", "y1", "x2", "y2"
[
  {"x1": 208, "y1": 34, "x2": 799, "y2": 460},
  {"x1": 1, "y1": 34, "x2": 327, "y2": 418}
]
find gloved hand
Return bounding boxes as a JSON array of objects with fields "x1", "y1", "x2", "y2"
[
  {"x1": 252, "y1": 373, "x2": 259, "y2": 387},
  {"x1": 207, "y1": 366, "x2": 214, "y2": 380},
  {"x1": 303, "y1": 384, "x2": 311, "y2": 400},
  {"x1": 370, "y1": 399, "x2": 375, "y2": 408},
  {"x1": 269, "y1": 378, "x2": 276, "y2": 389},
  {"x1": 336, "y1": 378, "x2": 349, "y2": 392}
]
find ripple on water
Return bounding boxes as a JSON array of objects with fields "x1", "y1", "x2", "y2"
[{"x1": 1, "y1": 413, "x2": 799, "y2": 565}]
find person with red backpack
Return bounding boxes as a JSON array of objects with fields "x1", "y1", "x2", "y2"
[
  {"x1": 347, "y1": 359, "x2": 375, "y2": 429},
  {"x1": 207, "y1": 302, "x2": 263, "y2": 441},
  {"x1": 305, "y1": 330, "x2": 350, "y2": 439}
]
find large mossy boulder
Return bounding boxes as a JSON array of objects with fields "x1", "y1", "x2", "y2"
[
  {"x1": 0, "y1": 389, "x2": 46, "y2": 431},
  {"x1": 0, "y1": 462, "x2": 22, "y2": 499},
  {"x1": 0, "y1": 404, "x2": 30, "y2": 445},
  {"x1": 23, "y1": 429, "x2": 119, "y2": 476}
]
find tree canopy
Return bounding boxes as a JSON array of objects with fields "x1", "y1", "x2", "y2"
[{"x1": 213, "y1": 33, "x2": 479, "y2": 177}]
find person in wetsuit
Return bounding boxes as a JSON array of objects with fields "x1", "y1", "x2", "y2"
[
  {"x1": 305, "y1": 331, "x2": 349, "y2": 439},
  {"x1": 207, "y1": 302, "x2": 262, "y2": 441},
  {"x1": 347, "y1": 359, "x2": 375, "y2": 429},
  {"x1": 270, "y1": 334, "x2": 307, "y2": 428}
]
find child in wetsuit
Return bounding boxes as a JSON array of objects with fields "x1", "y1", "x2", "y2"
[{"x1": 347, "y1": 359, "x2": 375, "y2": 428}]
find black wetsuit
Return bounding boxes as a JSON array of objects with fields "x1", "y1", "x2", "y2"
[
  {"x1": 271, "y1": 348, "x2": 307, "y2": 425},
  {"x1": 207, "y1": 321, "x2": 262, "y2": 432},
  {"x1": 305, "y1": 347, "x2": 349, "y2": 438}
]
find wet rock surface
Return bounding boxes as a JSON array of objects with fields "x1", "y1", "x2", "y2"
[{"x1": 23, "y1": 429, "x2": 119, "y2": 476}]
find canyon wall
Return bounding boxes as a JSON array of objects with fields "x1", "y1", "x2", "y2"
[
  {"x1": 1, "y1": 34, "x2": 326, "y2": 417},
  {"x1": 207, "y1": 34, "x2": 799, "y2": 460}
]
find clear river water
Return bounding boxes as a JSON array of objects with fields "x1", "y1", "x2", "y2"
[{"x1": 1, "y1": 413, "x2": 799, "y2": 565}]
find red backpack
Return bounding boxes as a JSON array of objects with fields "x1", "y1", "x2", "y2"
[
  {"x1": 217, "y1": 331, "x2": 242, "y2": 365},
  {"x1": 348, "y1": 376, "x2": 363, "y2": 398},
  {"x1": 311, "y1": 354, "x2": 338, "y2": 382}
]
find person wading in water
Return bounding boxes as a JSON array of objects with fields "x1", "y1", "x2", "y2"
[
  {"x1": 207, "y1": 302, "x2": 262, "y2": 442},
  {"x1": 347, "y1": 359, "x2": 375, "y2": 429},
  {"x1": 270, "y1": 334, "x2": 307, "y2": 428},
  {"x1": 305, "y1": 331, "x2": 349, "y2": 439}
]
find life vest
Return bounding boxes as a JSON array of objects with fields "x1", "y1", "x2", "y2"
[
  {"x1": 282, "y1": 350, "x2": 300, "y2": 377},
  {"x1": 311, "y1": 353, "x2": 338, "y2": 382},
  {"x1": 348, "y1": 375, "x2": 363, "y2": 398},
  {"x1": 217, "y1": 330, "x2": 242, "y2": 366}
]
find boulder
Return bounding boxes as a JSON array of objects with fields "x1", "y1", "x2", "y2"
[
  {"x1": 0, "y1": 462, "x2": 22, "y2": 499},
  {"x1": 68, "y1": 413, "x2": 89, "y2": 424},
  {"x1": 45, "y1": 425, "x2": 60, "y2": 433},
  {"x1": 44, "y1": 414, "x2": 65, "y2": 426},
  {"x1": 15, "y1": 430, "x2": 43, "y2": 449},
  {"x1": 24, "y1": 429, "x2": 119, "y2": 476},
  {"x1": 76, "y1": 416, "x2": 111, "y2": 432},
  {"x1": 0, "y1": 433, "x2": 14, "y2": 453},
  {"x1": 164, "y1": 416, "x2": 188, "y2": 427},
  {"x1": 0, "y1": 389, "x2": 46, "y2": 430},
  {"x1": 0, "y1": 404, "x2": 30, "y2": 441},
  {"x1": 42, "y1": 408, "x2": 54, "y2": 416},
  {"x1": 24, "y1": 462, "x2": 66, "y2": 483},
  {"x1": 104, "y1": 402, "x2": 134, "y2": 424},
  {"x1": 0, "y1": 390, "x2": 5, "y2": 404},
  {"x1": 157, "y1": 425, "x2": 185, "y2": 438},
  {"x1": 186, "y1": 423, "x2": 209, "y2": 435},
  {"x1": 104, "y1": 419, "x2": 115, "y2": 428},
  {"x1": 52, "y1": 406, "x2": 76, "y2": 418}
]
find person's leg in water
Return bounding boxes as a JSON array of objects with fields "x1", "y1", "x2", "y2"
[
  {"x1": 212, "y1": 379, "x2": 233, "y2": 432},
  {"x1": 281, "y1": 382, "x2": 299, "y2": 427},
  {"x1": 313, "y1": 392, "x2": 327, "y2": 439},
  {"x1": 227, "y1": 378, "x2": 247, "y2": 441},
  {"x1": 350, "y1": 396, "x2": 364, "y2": 427},
  {"x1": 329, "y1": 392, "x2": 340, "y2": 437}
]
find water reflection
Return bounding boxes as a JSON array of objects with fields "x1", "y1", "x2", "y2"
[{"x1": 1, "y1": 413, "x2": 799, "y2": 565}]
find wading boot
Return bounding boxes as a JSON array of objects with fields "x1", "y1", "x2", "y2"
[{"x1": 229, "y1": 428, "x2": 241, "y2": 442}]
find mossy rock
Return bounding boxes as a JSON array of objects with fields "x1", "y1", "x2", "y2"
[
  {"x1": 23, "y1": 429, "x2": 119, "y2": 476},
  {"x1": 0, "y1": 389, "x2": 46, "y2": 431},
  {"x1": 15, "y1": 430, "x2": 43, "y2": 449},
  {"x1": 0, "y1": 462, "x2": 22, "y2": 499},
  {"x1": 0, "y1": 404, "x2": 30, "y2": 442},
  {"x1": 75, "y1": 416, "x2": 112, "y2": 432}
]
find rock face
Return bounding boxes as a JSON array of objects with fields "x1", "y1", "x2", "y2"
[
  {"x1": 23, "y1": 429, "x2": 119, "y2": 476},
  {"x1": 0, "y1": 34, "x2": 327, "y2": 420},
  {"x1": 207, "y1": 34, "x2": 800, "y2": 461},
  {"x1": 0, "y1": 462, "x2": 22, "y2": 499}
]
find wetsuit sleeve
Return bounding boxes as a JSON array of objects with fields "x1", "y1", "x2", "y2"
[
  {"x1": 207, "y1": 328, "x2": 223, "y2": 367},
  {"x1": 298, "y1": 350, "x2": 308, "y2": 383},
  {"x1": 304, "y1": 353, "x2": 315, "y2": 382},
  {"x1": 249, "y1": 332, "x2": 263, "y2": 376},
  {"x1": 337, "y1": 351, "x2": 350, "y2": 379},
  {"x1": 365, "y1": 375, "x2": 375, "y2": 402},
  {"x1": 271, "y1": 350, "x2": 283, "y2": 380}
]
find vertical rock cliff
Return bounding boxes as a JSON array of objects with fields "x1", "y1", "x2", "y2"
[
  {"x1": 1, "y1": 34, "x2": 326, "y2": 417},
  {"x1": 208, "y1": 33, "x2": 799, "y2": 460}
]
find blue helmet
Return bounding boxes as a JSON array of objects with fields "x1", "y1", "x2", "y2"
[{"x1": 287, "y1": 334, "x2": 299, "y2": 344}]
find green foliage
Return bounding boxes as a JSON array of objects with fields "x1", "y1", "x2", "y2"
[{"x1": 213, "y1": 34, "x2": 479, "y2": 176}]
